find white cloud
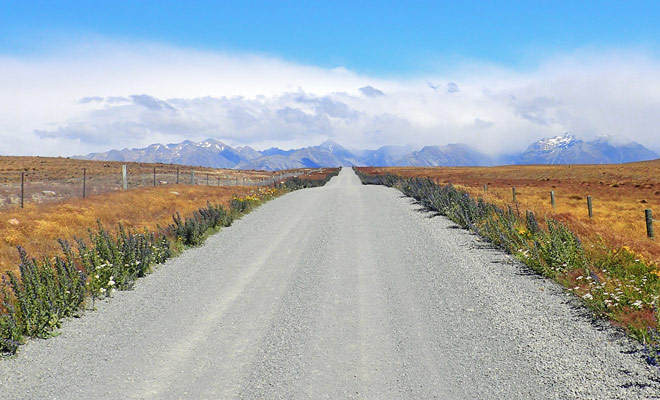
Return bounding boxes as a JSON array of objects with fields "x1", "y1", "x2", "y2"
[
  {"x1": 359, "y1": 85, "x2": 385, "y2": 97},
  {"x1": 1, "y1": 41, "x2": 660, "y2": 156}
]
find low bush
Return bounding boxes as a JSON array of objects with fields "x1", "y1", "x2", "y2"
[
  {"x1": 278, "y1": 170, "x2": 339, "y2": 190},
  {"x1": 170, "y1": 203, "x2": 233, "y2": 246}
]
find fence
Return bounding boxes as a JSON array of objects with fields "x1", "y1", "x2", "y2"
[
  {"x1": 0, "y1": 165, "x2": 300, "y2": 209},
  {"x1": 494, "y1": 184, "x2": 656, "y2": 239}
]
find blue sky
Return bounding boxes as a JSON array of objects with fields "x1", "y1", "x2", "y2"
[
  {"x1": 2, "y1": 1, "x2": 658, "y2": 75},
  {"x1": 1, "y1": 1, "x2": 660, "y2": 156}
]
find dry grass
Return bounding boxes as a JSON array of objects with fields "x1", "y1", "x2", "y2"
[
  {"x1": 0, "y1": 156, "x2": 278, "y2": 182},
  {"x1": 0, "y1": 156, "x2": 311, "y2": 208},
  {"x1": 361, "y1": 160, "x2": 660, "y2": 265},
  {"x1": 0, "y1": 184, "x2": 267, "y2": 275}
]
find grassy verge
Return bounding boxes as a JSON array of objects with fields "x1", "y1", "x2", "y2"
[
  {"x1": 355, "y1": 168, "x2": 660, "y2": 369},
  {"x1": 0, "y1": 170, "x2": 338, "y2": 355}
]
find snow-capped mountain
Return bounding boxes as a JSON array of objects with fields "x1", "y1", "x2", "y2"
[
  {"x1": 75, "y1": 134, "x2": 659, "y2": 170},
  {"x1": 535, "y1": 132, "x2": 577, "y2": 151},
  {"x1": 519, "y1": 133, "x2": 658, "y2": 164},
  {"x1": 77, "y1": 138, "x2": 245, "y2": 169}
]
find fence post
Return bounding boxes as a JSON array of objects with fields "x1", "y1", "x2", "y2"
[
  {"x1": 191, "y1": 170, "x2": 195, "y2": 185},
  {"x1": 512, "y1": 187, "x2": 516, "y2": 203},
  {"x1": 153, "y1": 167, "x2": 156, "y2": 187},
  {"x1": 217, "y1": 176, "x2": 220, "y2": 186},
  {"x1": 122, "y1": 165, "x2": 127, "y2": 190},
  {"x1": 176, "y1": 168, "x2": 180, "y2": 184},
  {"x1": 646, "y1": 209, "x2": 654, "y2": 238},
  {"x1": 207, "y1": 174, "x2": 209, "y2": 186},
  {"x1": 587, "y1": 196, "x2": 593, "y2": 218},
  {"x1": 483, "y1": 184, "x2": 487, "y2": 193},
  {"x1": 550, "y1": 191, "x2": 555, "y2": 208},
  {"x1": 83, "y1": 168, "x2": 87, "y2": 199},
  {"x1": 20, "y1": 172, "x2": 24, "y2": 208}
]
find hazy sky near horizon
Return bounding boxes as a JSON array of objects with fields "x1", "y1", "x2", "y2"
[{"x1": 2, "y1": 1, "x2": 660, "y2": 156}]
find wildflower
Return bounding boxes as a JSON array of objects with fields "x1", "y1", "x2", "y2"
[
  {"x1": 108, "y1": 277, "x2": 115, "y2": 287},
  {"x1": 632, "y1": 300, "x2": 643, "y2": 309},
  {"x1": 95, "y1": 274, "x2": 100, "y2": 279}
]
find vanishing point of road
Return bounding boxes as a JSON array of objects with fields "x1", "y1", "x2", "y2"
[{"x1": 1, "y1": 168, "x2": 658, "y2": 399}]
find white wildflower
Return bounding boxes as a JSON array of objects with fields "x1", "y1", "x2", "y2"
[{"x1": 582, "y1": 293, "x2": 593, "y2": 300}]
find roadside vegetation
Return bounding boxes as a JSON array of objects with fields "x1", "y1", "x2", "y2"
[
  {"x1": 0, "y1": 168, "x2": 338, "y2": 355},
  {"x1": 355, "y1": 167, "x2": 660, "y2": 369},
  {"x1": 362, "y1": 162, "x2": 660, "y2": 265}
]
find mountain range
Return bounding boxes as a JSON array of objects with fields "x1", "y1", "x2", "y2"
[{"x1": 75, "y1": 133, "x2": 659, "y2": 170}]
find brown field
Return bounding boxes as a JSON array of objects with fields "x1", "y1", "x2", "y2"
[
  {"x1": 359, "y1": 160, "x2": 660, "y2": 265},
  {"x1": 0, "y1": 156, "x2": 331, "y2": 275},
  {"x1": 0, "y1": 156, "x2": 313, "y2": 208},
  {"x1": 0, "y1": 184, "x2": 265, "y2": 275}
]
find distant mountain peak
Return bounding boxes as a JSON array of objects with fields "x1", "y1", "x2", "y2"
[
  {"x1": 536, "y1": 132, "x2": 577, "y2": 150},
  {"x1": 198, "y1": 138, "x2": 228, "y2": 151},
  {"x1": 521, "y1": 133, "x2": 658, "y2": 165},
  {"x1": 318, "y1": 139, "x2": 344, "y2": 151}
]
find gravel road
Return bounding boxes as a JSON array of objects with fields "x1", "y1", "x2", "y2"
[{"x1": 1, "y1": 168, "x2": 659, "y2": 399}]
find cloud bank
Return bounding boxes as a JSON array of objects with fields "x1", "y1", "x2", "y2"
[{"x1": 1, "y1": 41, "x2": 660, "y2": 157}]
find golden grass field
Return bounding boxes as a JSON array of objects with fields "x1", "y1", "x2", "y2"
[
  {"x1": 0, "y1": 156, "x2": 295, "y2": 208},
  {"x1": 0, "y1": 156, "x2": 328, "y2": 275},
  {"x1": 0, "y1": 156, "x2": 277, "y2": 182},
  {"x1": 360, "y1": 160, "x2": 660, "y2": 265},
  {"x1": 0, "y1": 184, "x2": 263, "y2": 275}
]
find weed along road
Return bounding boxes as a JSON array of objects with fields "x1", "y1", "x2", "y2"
[{"x1": 1, "y1": 168, "x2": 659, "y2": 399}]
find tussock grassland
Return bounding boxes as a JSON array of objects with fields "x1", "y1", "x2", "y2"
[
  {"x1": 0, "y1": 156, "x2": 295, "y2": 208},
  {"x1": 0, "y1": 185, "x2": 260, "y2": 275},
  {"x1": 361, "y1": 160, "x2": 660, "y2": 264},
  {"x1": 0, "y1": 156, "x2": 276, "y2": 183}
]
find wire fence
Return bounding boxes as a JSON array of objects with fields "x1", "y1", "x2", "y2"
[{"x1": 0, "y1": 165, "x2": 299, "y2": 209}]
